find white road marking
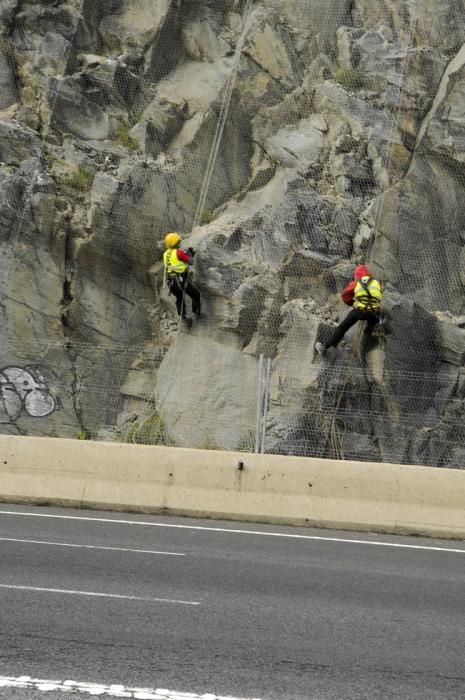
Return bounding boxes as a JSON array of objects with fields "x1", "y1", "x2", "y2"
[
  {"x1": 0, "y1": 536, "x2": 185, "y2": 556},
  {"x1": 0, "y1": 676, "x2": 258, "y2": 699},
  {"x1": 0, "y1": 584, "x2": 200, "y2": 606},
  {"x1": 0, "y1": 509, "x2": 464, "y2": 554}
]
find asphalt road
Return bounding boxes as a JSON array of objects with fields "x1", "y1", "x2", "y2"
[{"x1": 0, "y1": 505, "x2": 465, "y2": 699}]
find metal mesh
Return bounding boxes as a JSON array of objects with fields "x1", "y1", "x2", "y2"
[{"x1": 0, "y1": 1, "x2": 465, "y2": 468}]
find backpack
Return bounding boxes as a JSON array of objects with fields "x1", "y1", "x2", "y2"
[{"x1": 341, "y1": 280, "x2": 356, "y2": 306}]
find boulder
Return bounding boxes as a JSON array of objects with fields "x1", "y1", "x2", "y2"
[
  {"x1": 48, "y1": 77, "x2": 113, "y2": 140},
  {"x1": 98, "y1": 0, "x2": 171, "y2": 54},
  {"x1": 245, "y1": 11, "x2": 301, "y2": 90},
  {"x1": 32, "y1": 31, "x2": 70, "y2": 76},
  {"x1": 264, "y1": 118, "x2": 325, "y2": 173},
  {"x1": 182, "y1": 19, "x2": 230, "y2": 63}
]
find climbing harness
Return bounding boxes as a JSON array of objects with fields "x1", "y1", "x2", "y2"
[
  {"x1": 353, "y1": 277, "x2": 382, "y2": 311},
  {"x1": 163, "y1": 248, "x2": 189, "y2": 276}
]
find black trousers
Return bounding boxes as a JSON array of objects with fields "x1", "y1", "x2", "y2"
[
  {"x1": 325, "y1": 307, "x2": 380, "y2": 348},
  {"x1": 167, "y1": 275, "x2": 201, "y2": 317}
]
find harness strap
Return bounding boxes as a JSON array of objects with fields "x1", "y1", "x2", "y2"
[{"x1": 357, "y1": 277, "x2": 380, "y2": 309}]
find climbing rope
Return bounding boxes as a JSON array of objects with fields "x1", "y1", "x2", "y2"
[
  {"x1": 328, "y1": 325, "x2": 363, "y2": 460},
  {"x1": 128, "y1": 0, "x2": 255, "y2": 444},
  {"x1": 327, "y1": 4, "x2": 419, "y2": 460},
  {"x1": 368, "y1": 1, "x2": 420, "y2": 259},
  {"x1": 192, "y1": 0, "x2": 255, "y2": 232}
]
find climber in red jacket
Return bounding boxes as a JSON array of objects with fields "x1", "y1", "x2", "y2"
[{"x1": 315, "y1": 265, "x2": 383, "y2": 356}]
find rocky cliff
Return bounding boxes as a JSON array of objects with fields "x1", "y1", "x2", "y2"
[{"x1": 1, "y1": 0, "x2": 465, "y2": 467}]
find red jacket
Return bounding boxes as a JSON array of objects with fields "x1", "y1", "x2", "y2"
[
  {"x1": 176, "y1": 249, "x2": 192, "y2": 264},
  {"x1": 341, "y1": 280, "x2": 356, "y2": 306}
]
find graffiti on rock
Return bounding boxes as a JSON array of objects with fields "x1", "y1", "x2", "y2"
[{"x1": 0, "y1": 366, "x2": 57, "y2": 422}]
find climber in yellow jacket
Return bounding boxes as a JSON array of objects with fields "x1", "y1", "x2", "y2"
[
  {"x1": 315, "y1": 265, "x2": 382, "y2": 356},
  {"x1": 163, "y1": 232, "x2": 201, "y2": 320}
]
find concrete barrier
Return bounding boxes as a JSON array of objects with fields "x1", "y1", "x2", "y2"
[{"x1": 1, "y1": 435, "x2": 465, "y2": 539}]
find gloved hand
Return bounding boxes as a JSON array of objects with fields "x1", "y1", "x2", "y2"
[{"x1": 187, "y1": 246, "x2": 196, "y2": 258}]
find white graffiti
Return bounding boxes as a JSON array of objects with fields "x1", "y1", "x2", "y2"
[{"x1": 0, "y1": 366, "x2": 57, "y2": 421}]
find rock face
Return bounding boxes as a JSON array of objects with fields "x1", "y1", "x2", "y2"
[{"x1": 1, "y1": 0, "x2": 465, "y2": 467}]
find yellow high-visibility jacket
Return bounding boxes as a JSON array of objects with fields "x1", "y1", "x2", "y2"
[
  {"x1": 163, "y1": 248, "x2": 188, "y2": 276},
  {"x1": 353, "y1": 276, "x2": 382, "y2": 310}
]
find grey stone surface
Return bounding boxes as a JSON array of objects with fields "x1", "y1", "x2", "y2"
[
  {"x1": 0, "y1": 42, "x2": 18, "y2": 110},
  {"x1": 0, "y1": 0, "x2": 464, "y2": 466}
]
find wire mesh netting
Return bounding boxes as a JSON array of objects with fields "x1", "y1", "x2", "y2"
[{"x1": 1, "y1": 0, "x2": 465, "y2": 467}]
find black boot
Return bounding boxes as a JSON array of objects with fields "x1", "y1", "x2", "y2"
[{"x1": 176, "y1": 301, "x2": 188, "y2": 319}]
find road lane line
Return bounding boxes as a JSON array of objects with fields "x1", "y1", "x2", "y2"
[
  {"x1": 0, "y1": 536, "x2": 185, "y2": 556},
  {"x1": 0, "y1": 584, "x2": 200, "y2": 606},
  {"x1": 1, "y1": 509, "x2": 464, "y2": 554},
  {"x1": 0, "y1": 675, "x2": 260, "y2": 699}
]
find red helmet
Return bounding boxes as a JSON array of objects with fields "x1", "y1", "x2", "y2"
[{"x1": 354, "y1": 265, "x2": 370, "y2": 279}]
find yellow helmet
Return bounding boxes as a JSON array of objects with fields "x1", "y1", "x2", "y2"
[{"x1": 164, "y1": 232, "x2": 181, "y2": 248}]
